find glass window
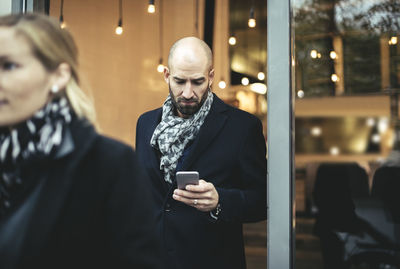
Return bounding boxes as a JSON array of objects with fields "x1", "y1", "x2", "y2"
[
  {"x1": 229, "y1": 1, "x2": 268, "y2": 268},
  {"x1": 293, "y1": 0, "x2": 400, "y2": 268}
]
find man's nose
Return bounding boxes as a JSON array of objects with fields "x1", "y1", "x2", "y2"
[{"x1": 182, "y1": 82, "x2": 194, "y2": 99}]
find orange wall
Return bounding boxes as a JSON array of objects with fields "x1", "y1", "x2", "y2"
[{"x1": 50, "y1": 0, "x2": 203, "y2": 147}]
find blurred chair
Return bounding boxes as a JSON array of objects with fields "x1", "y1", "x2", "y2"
[
  {"x1": 337, "y1": 194, "x2": 400, "y2": 268},
  {"x1": 313, "y1": 162, "x2": 369, "y2": 230},
  {"x1": 313, "y1": 162, "x2": 370, "y2": 269},
  {"x1": 339, "y1": 165, "x2": 400, "y2": 268},
  {"x1": 372, "y1": 166, "x2": 400, "y2": 223}
]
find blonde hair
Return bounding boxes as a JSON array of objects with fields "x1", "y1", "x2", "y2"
[{"x1": 0, "y1": 13, "x2": 96, "y2": 125}]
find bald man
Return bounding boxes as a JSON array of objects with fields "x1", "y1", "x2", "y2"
[{"x1": 135, "y1": 37, "x2": 267, "y2": 269}]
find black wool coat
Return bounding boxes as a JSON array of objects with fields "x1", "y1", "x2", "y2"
[
  {"x1": 136, "y1": 94, "x2": 267, "y2": 269},
  {"x1": 0, "y1": 118, "x2": 162, "y2": 269}
]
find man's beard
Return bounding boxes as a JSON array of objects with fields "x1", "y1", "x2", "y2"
[{"x1": 169, "y1": 84, "x2": 209, "y2": 118}]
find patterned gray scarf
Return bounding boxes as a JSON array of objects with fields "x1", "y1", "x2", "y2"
[
  {"x1": 0, "y1": 97, "x2": 72, "y2": 217},
  {"x1": 150, "y1": 91, "x2": 214, "y2": 184}
]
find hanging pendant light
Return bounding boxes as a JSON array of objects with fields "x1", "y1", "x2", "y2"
[
  {"x1": 157, "y1": 58, "x2": 164, "y2": 73},
  {"x1": 148, "y1": 0, "x2": 155, "y2": 13},
  {"x1": 156, "y1": 0, "x2": 164, "y2": 72},
  {"x1": 248, "y1": 6, "x2": 256, "y2": 28},
  {"x1": 115, "y1": 19, "x2": 123, "y2": 35},
  {"x1": 115, "y1": 0, "x2": 123, "y2": 35},
  {"x1": 59, "y1": 0, "x2": 66, "y2": 28}
]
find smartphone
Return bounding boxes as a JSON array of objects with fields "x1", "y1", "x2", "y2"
[{"x1": 176, "y1": 171, "x2": 199, "y2": 190}]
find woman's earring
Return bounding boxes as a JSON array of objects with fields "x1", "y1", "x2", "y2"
[{"x1": 51, "y1": 85, "x2": 59, "y2": 94}]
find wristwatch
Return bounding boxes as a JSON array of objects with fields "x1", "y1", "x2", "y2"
[{"x1": 210, "y1": 203, "x2": 222, "y2": 220}]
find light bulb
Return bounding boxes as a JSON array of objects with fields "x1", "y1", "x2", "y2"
[
  {"x1": 372, "y1": 134, "x2": 381, "y2": 143},
  {"x1": 330, "y1": 146, "x2": 340, "y2": 155},
  {"x1": 331, "y1": 74, "x2": 339, "y2": 82},
  {"x1": 389, "y1": 36, "x2": 398, "y2": 45},
  {"x1": 257, "y1": 72, "x2": 265, "y2": 80},
  {"x1": 148, "y1": 4, "x2": 155, "y2": 13},
  {"x1": 330, "y1": 51, "x2": 337, "y2": 59},
  {"x1": 366, "y1": 117, "x2": 375, "y2": 127},
  {"x1": 115, "y1": 26, "x2": 123, "y2": 35},
  {"x1": 59, "y1": 16, "x2": 66, "y2": 29},
  {"x1": 311, "y1": 127, "x2": 322, "y2": 137},
  {"x1": 310, "y1": 49, "x2": 317, "y2": 59},
  {"x1": 218, "y1": 80, "x2": 226, "y2": 89},
  {"x1": 297, "y1": 90, "x2": 304, "y2": 98},
  {"x1": 250, "y1": 83, "x2": 267, "y2": 94},
  {"x1": 378, "y1": 117, "x2": 389, "y2": 133},
  {"x1": 248, "y1": 18, "x2": 256, "y2": 28},
  {"x1": 157, "y1": 63, "x2": 164, "y2": 73},
  {"x1": 228, "y1": 36, "x2": 237, "y2": 45},
  {"x1": 248, "y1": 7, "x2": 256, "y2": 28},
  {"x1": 241, "y1": 77, "x2": 249, "y2": 86}
]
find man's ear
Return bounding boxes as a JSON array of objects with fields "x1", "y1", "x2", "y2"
[
  {"x1": 163, "y1": 67, "x2": 170, "y2": 84},
  {"x1": 208, "y1": 68, "x2": 215, "y2": 88},
  {"x1": 50, "y1": 63, "x2": 71, "y2": 92}
]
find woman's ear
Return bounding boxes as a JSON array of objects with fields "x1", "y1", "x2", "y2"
[{"x1": 50, "y1": 63, "x2": 72, "y2": 92}]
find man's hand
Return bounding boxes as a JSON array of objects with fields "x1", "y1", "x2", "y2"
[{"x1": 173, "y1": 179, "x2": 219, "y2": 212}]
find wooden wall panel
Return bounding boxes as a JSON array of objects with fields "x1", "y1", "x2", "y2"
[{"x1": 50, "y1": 0, "x2": 203, "y2": 147}]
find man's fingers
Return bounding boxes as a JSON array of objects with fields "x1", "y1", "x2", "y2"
[
  {"x1": 172, "y1": 193, "x2": 192, "y2": 204},
  {"x1": 173, "y1": 189, "x2": 212, "y2": 199},
  {"x1": 173, "y1": 179, "x2": 219, "y2": 212},
  {"x1": 185, "y1": 180, "x2": 213, "y2": 192},
  {"x1": 172, "y1": 194, "x2": 214, "y2": 209},
  {"x1": 172, "y1": 194, "x2": 202, "y2": 206}
]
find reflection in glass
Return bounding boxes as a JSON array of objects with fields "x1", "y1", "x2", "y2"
[
  {"x1": 294, "y1": 0, "x2": 400, "y2": 268},
  {"x1": 228, "y1": 1, "x2": 268, "y2": 268}
]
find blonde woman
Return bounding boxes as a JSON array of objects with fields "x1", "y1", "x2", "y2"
[{"x1": 0, "y1": 13, "x2": 160, "y2": 268}]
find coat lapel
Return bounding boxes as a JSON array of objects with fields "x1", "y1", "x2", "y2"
[
  {"x1": 143, "y1": 109, "x2": 169, "y2": 192},
  {"x1": 181, "y1": 94, "x2": 228, "y2": 170},
  {"x1": 147, "y1": 109, "x2": 163, "y2": 176}
]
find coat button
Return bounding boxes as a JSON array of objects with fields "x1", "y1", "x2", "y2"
[{"x1": 165, "y1": 203, "x2": 171, "y2": 212}]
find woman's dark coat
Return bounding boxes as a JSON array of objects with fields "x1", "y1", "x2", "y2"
[{"x1": 0, "y1": 119, "x2": 161, "y2": 269}]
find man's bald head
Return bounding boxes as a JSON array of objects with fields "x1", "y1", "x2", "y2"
[{"x1": 167, "y1": 37, "x2": 213, "y2": 72}]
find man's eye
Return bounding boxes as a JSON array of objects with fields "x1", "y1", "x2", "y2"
[
  {"x1": 175, "y1": 80, "x2": 185, "y2": 85},
  {"x1": 2, "y1": 62, "x2": 17, "y2": 71},
  {"x1": 193, "y1": 81, "x2": 203, "y2": 85}
]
